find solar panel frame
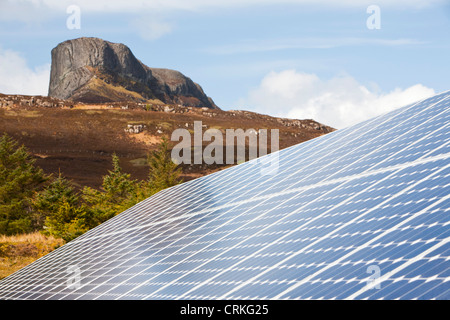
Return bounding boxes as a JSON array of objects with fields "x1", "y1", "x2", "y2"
[{"x1": 0, "y1": 90, "x2": 449, "y2": 300}]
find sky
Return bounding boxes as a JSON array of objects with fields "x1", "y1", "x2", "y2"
[{"x1": 0, "y1": 0, "x2": 449, "y2": 128}]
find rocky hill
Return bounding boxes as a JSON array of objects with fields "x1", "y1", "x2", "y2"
[{"x1": 48, "y1": 37, "x2": 218, "y2": 109}]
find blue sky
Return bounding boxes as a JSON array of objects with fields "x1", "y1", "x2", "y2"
[{"x1": 0, "y1": 0, "x2": 449, "y2": 128}]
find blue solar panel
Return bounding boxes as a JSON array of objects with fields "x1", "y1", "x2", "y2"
[{"x1": 0, "y1": 90, "x2": 449, "y2": 300}]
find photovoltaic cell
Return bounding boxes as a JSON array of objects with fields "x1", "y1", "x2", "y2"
[{"x1": 0, "y1": 90, "x2": 449, "y2": 300}]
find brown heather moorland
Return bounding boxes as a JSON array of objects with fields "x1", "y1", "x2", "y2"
[{"x1": 0, "y1": 94, "x2": 334, "y2": 189}]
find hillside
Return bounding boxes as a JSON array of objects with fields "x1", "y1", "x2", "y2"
[{"x1": 0, "y1": 93, "x2": 334, "y2": 189}]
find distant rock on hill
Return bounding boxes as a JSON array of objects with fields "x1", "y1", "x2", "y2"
[{"x1": 48, "y1": 37, "x2": 219, "y2": 109}]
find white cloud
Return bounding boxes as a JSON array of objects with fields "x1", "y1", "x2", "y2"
[
  {"x1": 0, "y1": 47, "x2": 50, "y2": 96},
  {"x1": 206, "y1": 37, "x2": 426, "y2": 55},
  {"x1": 130, "y1": 16, "x2": 174, "y2": 41},
  {"x1": 239, "y1": 70, "x2": 436, "y2": 129},
  {"x1": 0, "y1": 0, "x2": 53, "y2": 22}
]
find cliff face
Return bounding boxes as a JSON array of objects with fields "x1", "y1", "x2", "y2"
[{"x1": 48, "y1": 37, "x2": 218, "y2": 109}]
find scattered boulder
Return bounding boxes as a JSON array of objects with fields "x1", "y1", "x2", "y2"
[{"x1": 124, "y1": 124, "x2": 145, "y2": 134}]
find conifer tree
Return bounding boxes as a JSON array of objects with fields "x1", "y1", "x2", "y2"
[
  {"x1": 42, "y1": 200, "x2": 89, "y2": 242},
  {"x1": 146, "y1": 137, "x2": 182, "y2": 193},
  {"x1": 0, "y1": 134, "x2": 47, "y2": 235},
  {"x1": 82, "y1": 153, "x2": 137, "y2": 224},
  {"x1": 33, "y1": 173, "x2": 79, "y2": 214},
  {"x1": 33, "y1": 173, "x2": 92, "y2": 241},
  {"x1": 102, "y1": 153, "x2": 136, "y2": 202}
]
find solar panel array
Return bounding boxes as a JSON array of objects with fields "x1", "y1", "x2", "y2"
[{"x1": 0, "y1": 91, "x2": 449, "y2": 300}]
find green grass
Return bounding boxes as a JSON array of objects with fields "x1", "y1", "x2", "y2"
[
  {"x1": 129, "y1": 157, "x2": 148, "y2": 167},
  {"x1": 4, "y1": 110, "x2": 42, "y2": 118},
  {"x1": 157, "y1": 122, "x2": 173, "y2": 130},
  {"x1": 84, "y1": 110, "x2": 104, "y2": 115}
]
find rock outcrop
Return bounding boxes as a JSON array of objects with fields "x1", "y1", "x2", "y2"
[{"x1": 48, "y1": 37, "x2": 219, "y2": 109}]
